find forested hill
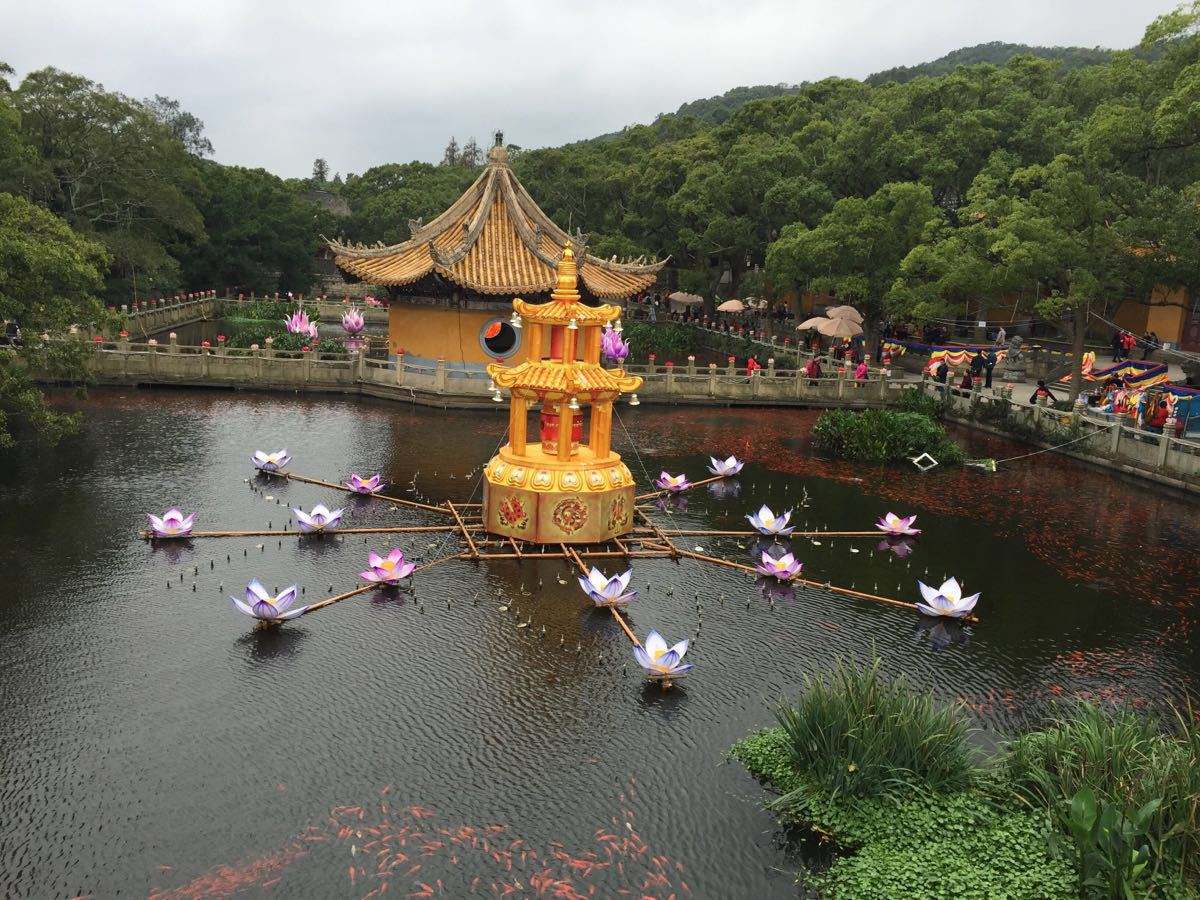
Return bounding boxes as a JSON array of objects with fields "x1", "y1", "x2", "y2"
[
  {"x1": 864, "y1": 40, "x2": 1156, "y2": 85},
  {"x1": 596, "y1": 40, "x2": 1149, "y2": 139}
]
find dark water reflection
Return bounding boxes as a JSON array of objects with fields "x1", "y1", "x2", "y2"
[{"x1": 1, "y1": 389, "x2": 1197, "y2": 897}]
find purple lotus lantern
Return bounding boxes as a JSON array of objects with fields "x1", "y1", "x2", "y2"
[
  {"x1": 755, "y1": 550, "x2": 803, "y2": 581},
  {"x1": 916, "y1": 577, "x2": 978, "y2": 618},
  {"x1": 229, "y1": 579, "x2": 305, "y2": 623},
  {"x1": 359, "y1": 548, "x2": 416, "y2": 586},
  {"x1": 656, "y1": 471, "x2": 690, "y2": 492},
  {"x1": 147, "y1": 508, "x2": 195, "y2": 538},
  {"x1": 633, "y1": 630, "x2": 694, "y2": 682},
  {"x1": 876, "y1": 512, "x2": 921, "y2": 536},
  {"x1": 345, "y1": 473, "x2": 385, "y2": 495},
  {"x1": 341, "y1": 308, "x2": 365, "y2": 335},
  {"x1": 746, "y1": 505, "x2": 794, "y2": 536},
  {"x1": 252, "y1": 449, "x2": 292, "y2": 472},
  {"x1": 578, "y1": 567, "x2": 637, "y2": 607},
  {"x1": 601, "y1": 325, "x2": 630, "y2": 363},
  {"x1": 292, "y1": 503, "x2": 344, "y2": 533},
  {"x1": 284, "y1": 309, "x2": 319, "y2": 340},
  {"x1": 707, "y1": 455, "x2": 744, "y2": 476}
]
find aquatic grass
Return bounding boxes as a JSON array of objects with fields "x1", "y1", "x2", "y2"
[
  {"x1": 811, "y1": 408, "x2": 966, "y2": 464},
  {"x1": 770, "y1": 656, "x2": 975, "y2": 802},
  {"x1": 999, "y1": 702, "x2": 1200, "y2": 891}
]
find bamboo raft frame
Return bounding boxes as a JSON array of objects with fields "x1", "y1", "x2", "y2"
[{"x1": 171, "y1": 462, "x2": 976, "y2": 631}]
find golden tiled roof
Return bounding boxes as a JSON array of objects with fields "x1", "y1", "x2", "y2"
[
  {"x1": 487, "y1": 360, "x2": 642, "y2": 396},
  {"x1": 328, "y1": 140, "x2": 666, "y2": 298}
]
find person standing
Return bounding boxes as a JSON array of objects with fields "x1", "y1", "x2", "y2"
[
  {"x1": 984, "y1": 348, "x2": 996, "y2": 389},
  {"x1": 1112, "y1": 330, "x2": 1124, "y2": 362}
]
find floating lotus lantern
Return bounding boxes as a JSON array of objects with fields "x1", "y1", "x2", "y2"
[
  {"x1": 341, "y1": 308, "x2": 365, "y2": 335},
  {"x1": 229, "y1": 580, "x2": 305, "y2": 623},
  {"x1": 755, "y1": 550, "x2": 803, "y2": 581},
  {"x1": 359, "y1": 548, "x2": 416, "y2": 586},
  {"x1": 345, "y1": 473, "x2": 385, "y2": 495},
  {"x1": 293, "y1": 504, "x2": 344, "y2": 533},
  {"x1": 284, "y1": 309, "x2": 319, "y2": 340},
  {"x1": 707, "y1": 455, "x2": 744, "y2": 476},
  {"x1": 251, "y1": 449, "x2": 292, "y2": 472},
  {"x1": 578, "y1": 567, "x2": 637, "y2": 607},
  {"x1": 915, "y1": 577, "x2": 978, "y2": 618},
  {"x1": 875, "y1": 512, "x2": 921, "y2": 536},
  {"x1": 600, "y1": 325, "x2": 630, "y2": 362},
  {"x1": 146, "y1": 508, "x2": 195, "y2": 538},
  {"x1": 746, "y1": 505, "x2": 794, "y2": 536},
  {"x1": 633, "y1": 630, "x2": 694, "y2": 682},
  {"x1": 656, "y1": 472, "x2": 690, "y2": 492}
]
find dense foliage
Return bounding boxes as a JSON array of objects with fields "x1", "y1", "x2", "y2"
[
  {"x1": 620, "y1": 321, "x2": 797, "y2": 367},
  {"x1": 732, "y1": 658, "x2": 1200, "y2": 897},
  {"x1": 811, "y1": 408, "x2": 966, "y2": 464}
]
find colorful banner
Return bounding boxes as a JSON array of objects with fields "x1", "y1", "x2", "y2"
[
  {"x1": 1059, "y1": 356, "x2": 1168, "y2": 389},
  {"x1": 923, "y1": 347, "x2": 1007, "y2": 375}
]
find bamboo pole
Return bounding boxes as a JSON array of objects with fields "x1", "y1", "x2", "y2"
[
  {"x1": 144, "y1": 524, "x2": 474, "y2": 540},
  {"x1": 634, "y1": 508, "x2": 681, "y2": 558},
  {"x1": 507, "y1": 536, "x2": 522, "y2": 558},
  {"x1": 281, "y1": 472, "x2": 453, "y2": 516},
  {"x1": 657, "y1": 528, "x2": 882, "y2": 538},
  {"x1": 671, "y1": 548, "x2": 978, "y2": 622},
  {"x1": 296, "y1": 554, "x2": 466, "y2": 618},
  {"x1": 447, "y1": 502, "x2": 480, "y2": 558},
  {"x1": 634, "y1": 473, "x2": 727, "y2": 501}
]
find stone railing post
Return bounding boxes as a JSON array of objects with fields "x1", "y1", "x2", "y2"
[
  {"x1": 646, "y1": 355, "x2": 657, "y2": 375},
  {"x1": 686, "y1": 355, "x2": 696, "y2": 376},
  {"x1": 837, "y1": 364, "x2": 846, "y2": 399},
  {"x1": 708, "y1": 363, "x2": 718, "y2": 397},
  {"x1": 168, "y1": 332, "x2": 178, "y2": 354},
  {"x1": 435, "y1": 358, "x2": 447, "y2": 393},
  {"x1": 665, "y1": 363, "x2": 676, "y2": 393},
  {"x1": 766, "y1": 357, "x2": 775, "y2": 377},
  {"x1": 1156, "y1": 433, "x2": 1171, "y2": 470},
  {"x1": 263, "y1": 337, "x2": 275, "y2": 359},
  {"x1": 355, "y1": 348, "x2": 366, "y2": 381},
  {"x1": 395, "y1": 351, "x2": 406, "y2": 386},
  {"x1": 751, "y1": 367, "x2": 762, "y2": 397},
  {"x1": 726, "y1": 357, "x2": 736, "y2": 376},
  {"x1": 1109, "y1": 422, "x2": 1121, "y2": 456}
]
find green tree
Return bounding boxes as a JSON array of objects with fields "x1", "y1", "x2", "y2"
[
  {"x1": 767, "y1": 181, "x2": 942, "y2": 323},
  {"x1": 0, "y1": 193, "x2": 110, "y2": 449}
]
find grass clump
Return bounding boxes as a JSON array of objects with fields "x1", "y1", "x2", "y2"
[
  {"x1": 811, "y1": 408, "x2": 965, "y2": 465},
  {"x1": 773, "y1": 656, "x2": 975, "y2": 800}
]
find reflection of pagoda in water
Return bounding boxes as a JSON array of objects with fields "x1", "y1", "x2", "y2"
[
  {"x1": 327, "y1": 133, "x2": 665, "y2": 369},
  {"x1": 483, "y1": 245, "x2": 642, "y2": 544}
]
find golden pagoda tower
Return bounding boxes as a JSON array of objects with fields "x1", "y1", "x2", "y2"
[{"x1": 483, "y1": 245, "x2": 642, "y2": 543}]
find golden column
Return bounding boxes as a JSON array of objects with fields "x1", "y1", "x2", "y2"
[{"x1": 482, "y1": 245, "x2": 642, "y2": 544}]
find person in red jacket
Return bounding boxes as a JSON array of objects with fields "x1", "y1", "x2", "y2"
[{"x1": 1146, "y1": 399, "x2": 1169, "y2": 433}]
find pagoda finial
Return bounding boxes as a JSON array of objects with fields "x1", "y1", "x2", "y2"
[{"x1": 552, "y1": 243, "x2": 580, "y2": 303}]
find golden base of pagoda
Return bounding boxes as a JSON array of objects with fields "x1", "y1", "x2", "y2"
[{"x1": 482, "y1": 445, "x2": 635, "y2": 544}]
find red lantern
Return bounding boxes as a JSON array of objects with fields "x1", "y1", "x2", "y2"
[{"x1": 539, "y1": 403, "x2": 583, "y2": 454}]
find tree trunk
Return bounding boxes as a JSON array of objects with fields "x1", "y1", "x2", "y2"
[{"x1": 1067, "y1": 302, "x2": 1087, "y2": 405}]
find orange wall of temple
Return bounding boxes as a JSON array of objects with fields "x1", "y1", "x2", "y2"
[
  {"x1": 388, "y1": 305, "x2": 501, "y2": 364},
  {"x1": 1113, "y1": 287, "x2": 1188, "y2": 343}
]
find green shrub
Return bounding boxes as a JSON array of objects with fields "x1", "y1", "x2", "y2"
[
  {"x1": 621, "y1": 322, "x2": 798, "y2": 367},
  {"x1": 896, "y1": 386, "x2": 949, "y2": 420},
  {"x1": 999, "y1": 703, "x2": 1200, "y2": 893},
  {"x1": 812, "y1": 408, "x2": 966, "y2": 464},
  {"x1": 772, "y1": 656, "x2": 976, "y2": 801}
]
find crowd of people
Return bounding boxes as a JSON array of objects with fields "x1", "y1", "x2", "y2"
[{"x1": 1110, "y1": 328, "x2": 1160, "y2": 362}]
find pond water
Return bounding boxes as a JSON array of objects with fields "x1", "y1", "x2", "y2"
[{"x1": 2, "y1": 389, "x2": 1197, "y2": 898}]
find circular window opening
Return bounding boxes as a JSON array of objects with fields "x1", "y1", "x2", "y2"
[{"x1": 479, "y1": 318, "x2": 519, "y2": 358}]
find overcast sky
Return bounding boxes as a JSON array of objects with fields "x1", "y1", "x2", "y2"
[{"x1": 3, "y1": 0, "x2": 1177, "y2": 178}]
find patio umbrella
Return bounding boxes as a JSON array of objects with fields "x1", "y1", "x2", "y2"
[
  {"x1": 825, "y1": 305, "x2": 864, "y2": 324},
  {"x1": 796, "y1": 316, "x2": 827, "y2": 330},
  {"x1": 717, "y1": 299, "x2": 745, "y2": 313},
  {"x1": 816, "y1": 316, "x2": 864, "y2": 338},
  {"x1": 667, "y1": 291, "x2": 704, "y2": 305}
]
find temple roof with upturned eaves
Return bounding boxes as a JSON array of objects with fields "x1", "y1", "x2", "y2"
[
  {"x1": 487, "y1": 360, "x2": 642, "y2": 396},
  {"x1": 327, "y1": 137, "x2": 666, "y2": 299}
]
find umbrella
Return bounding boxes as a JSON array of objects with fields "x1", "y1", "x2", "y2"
[
  {"x1": 816, "y1": 317, "x2": 864, "y2": 338},
  {"x1": 825, "y1": 305, "x2": 864, "y2": 324},
  {"x1": 717, "y1": 299, "x2": 745, "y2": 313},
  {"x1": 667, "y1": 291, "x2": 704, "y2": 306},
  {"x1": 796, "y1": 316, "x2": 827, "y2": 330}
]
